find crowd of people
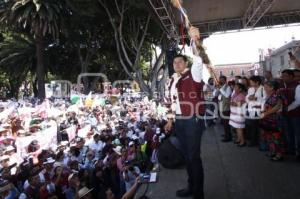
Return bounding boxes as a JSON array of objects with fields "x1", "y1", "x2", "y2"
[
  {"x1": 204, "y1": 68, "x2": 300, "y2": 161},
  {"x1": 0, "y1": 93, "x2": 168, "y2": 199},
  {"x1": 0, "y1": 66, "x2": 299, "y2": 199}
]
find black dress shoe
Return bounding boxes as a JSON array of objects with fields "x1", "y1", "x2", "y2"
[
  {"x1": 237, "y1": 143, "x2": 246, "y2": 147},
  {"x1": 221, "y1": 138, "x2": 232, "y2": 142},
  {"x1": 176, "y1": 188, "x2": 193, "y2": 197}
]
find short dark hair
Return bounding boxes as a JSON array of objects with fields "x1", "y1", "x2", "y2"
[
  {"x1": 265, "y1": 80, "x2": 280, "y2": 91},
  {"x1": 235, "y1": 83, "x2": 247, "y2": 92},
  {"x1": 282, "y1": 69, "x2": 295, "y2": 77},
  {"x1": 173, "y1": 54, "x2": 188, "y2": 62},
  {"x1": 219, "y1": 76, "x2": 227, "y2": 81},
  {"x1": 249, "y1": 75, "x2": 262, "y2": 85},
  {"x1": 208, "y1": 77, "x2": 214, "y2": 82}
]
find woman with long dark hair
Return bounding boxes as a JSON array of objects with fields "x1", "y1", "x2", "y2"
[
  {"x1": 260, "y1": 81, "x2": 284, "y2": 161},
  {"x1": 229, "y1": 83, "x2": 247, "y2": 147}
]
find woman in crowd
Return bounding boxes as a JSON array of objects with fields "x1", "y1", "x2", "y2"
[
  {"x1": 245, "y1": 76, "x2": 265, "y2": 147},
  {"x1": 260, "y1": 80, "x2": 284, "y2": 161},
  {"x1": 229, "y1": 83, "x2": 247, "y2": 147},
  {"x1": 241, "y1": 77, "x2": 249, "y2": 90}
]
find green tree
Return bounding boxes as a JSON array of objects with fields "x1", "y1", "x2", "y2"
[
  {"x1": 0, "y1": 33, "x2": 35, "y2": 98},
  {"x1": 1, "y1": 0, "x2": 68, "y2": 99},
  {"x1": 98, "y1": 0, "x2": 167, "y2": 97}
]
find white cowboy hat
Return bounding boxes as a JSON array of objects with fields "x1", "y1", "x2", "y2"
[
  {"x1": 4, "y1": 146, "x2": 15, "y2": 153},
  {"x1": 78, "y1": 187, "x2": 94, "y2": 198},
  {"x1": 0, "y1": 155, "x2": 9, "y2": 162},
  {"x1": 0, "y1": 136, "x2": 15, "y2": 142},
  {"x1": 53, "y1": 162, "x2": 63, "y2": 169},
  {"x1": 1, "y1": 123, "x2": 11, "y2": 129},
  {"x1": 128, "y1": 141, "x2": 135, "y2": 147},
  {"x1": 0, "y1": 127, "x2": 7, "y2": 132},
  {"x1": 131, "y1": 135, "x2": 139, "y2": 141},
  {"x1": 113, "y1": 146, "x2": 122, "y2": 155},
  {"x1": 68, "y1": 173, "x2": 76, "y2": 182},
  {"x1": 17, "y1": 129, "x2": 26, "y2": 136},
  {"x1": 43, "y1": 157, "x2": 56, "y2": 165}
]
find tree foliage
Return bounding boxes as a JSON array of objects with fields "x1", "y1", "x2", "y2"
[{"x1": 0, "y1": 0, "x2": 168, "y2": 99}]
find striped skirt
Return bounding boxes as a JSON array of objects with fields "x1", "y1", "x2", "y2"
[{"x1": 229, "y1": 106, "x2": 245, "y2": 129}]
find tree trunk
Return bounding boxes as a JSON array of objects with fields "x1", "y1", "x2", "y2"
[
  {"x1": 36, "y1": 35, "x2": 46, "y2": 100},
  {"x1": 33, "y1": 79, "x2": 38, "y2": 98},
  {"x1": 8, "y1": 79, "x2": 19, "y2": 99}
]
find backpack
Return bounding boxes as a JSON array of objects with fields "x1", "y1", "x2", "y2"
[{"x1": 158, "y1": 136, "x2": 184, "y2": 169}]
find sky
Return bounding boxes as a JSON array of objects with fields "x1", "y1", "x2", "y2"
[{"x1": 198, "y1": 24, "x2": 300, "y2": 65}]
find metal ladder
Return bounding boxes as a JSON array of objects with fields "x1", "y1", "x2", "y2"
[{"x1": 147, "y1": 0, "x2": 180, "y2": 41}]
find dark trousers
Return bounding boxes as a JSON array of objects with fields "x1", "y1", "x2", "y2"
[
  {"x1": 246, "y1": 119, "x2": 259, "y2": 145},
  {"x1": 283, "y1": 116, "x2": 300, "y2": 155},
  {"x1": 175, "y1": 116, "x2": 205, "y2": 199},
  {"x1": 221, "y1": 111, "x2": 231, "y2": 140}
]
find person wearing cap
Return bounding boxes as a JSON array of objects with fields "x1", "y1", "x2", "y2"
[
  {"x1": 83, "y1": 150, "x2": 96, "y2": 171},
  {"x1": 122, "y1": 160, "x2": 140, "y2": 192},
  {"x1": 75, "y1": 137, "x2": 88, "y2": 164},
  {"x1": 51, "y1": 162, "x2": 69, "y2": 198},
  {"x1": 0, "y1": 155, "x2": 10, "y2": 169},
  {"x1": 127, "y1": 141, "x2": 136, "y2": 161},
  {"x1": 65, "y1": 173, "x2": 80, "y2": 199},
  {"x1": 76, "y1": 186, "x2": 94, "y2": 199},
  {"x1": 4, "y1": 145, "x2": 15, "y2": 155},
  {"x1": 27, "y1": 140, "x2": 40, "y2": 153},
  {"x1": 39, "y1": 157, "x2": 55, "y2": 184},
  {"x1": 88, "y1": 134, "x2": 106, "y2": 157},
  {"x1": 0, "y1": 136, "x2": 15, "y2": 153},
  {"x1": 116, "y1": 147, "x2": 129, "y2": 173}
]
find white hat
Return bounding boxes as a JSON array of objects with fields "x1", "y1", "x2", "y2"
[
  {"x1": 17, "y1": 129, "x2": 26, "y2": 136},
  {"x1": 156, "y1": 128, "x2": 161, "y2": 135},
  {"x1": 0, "y1": 155, "x2": 9, "y2": 162},
  {"x1": 0, "y1": 136, "x2": 14, "y2": 142},
  {"x1": 113, "y1": 146, "x2": 122, "y2": 155},
  {"x1": 4, "y1": 146, "x2": 15, "y2": 153},
  {"x1": 43, "y1": 157, "x2": 56, "y2": 165},
  {"x1": 0, "y1": 127, "x2": 7, "y2": 132},
  {"x1": 78, "y1": 187, "x2": 94, "y2": 198},
  {"x1": 57, "y1": 141, "x2": 69, "y2": 150},
  {"x1": 68, "y1": 172, "x2": 78, "y2": 182},
  {"x1": 131, "y1": 135, "x2": 139, "y2": 141},
  {"x1": 53, "y1": 162, "x2": 62, "y2": 169},
  {"x1": 1, "y1": 123, "x2": 11, "y2": 129},
  {"x1": 128, "y1": 141, "x2": 135, "y2": 147}
]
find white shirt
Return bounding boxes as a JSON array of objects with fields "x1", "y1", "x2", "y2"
[
  {"x1": 246, "y1": 86, "x2": 266, "y2": 118},
  {"x1": 170, "y1": 56, "x2": 203, "y2": 115},
  {"x1": 89, "y1": 140, "x2": 105, "y2": 152},
  {"x1": 203, "y1": 84, "x2": 216, "y2": 101},
  {"x1": 288, "y1": 84, "x2": 300, "y2": 111},
  {"x1": 215, "y1": 84, "x2": 232, "y2": 100}
]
